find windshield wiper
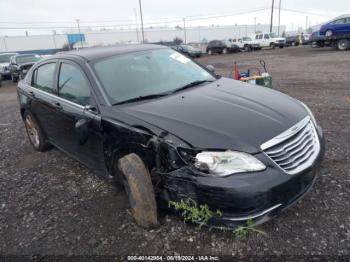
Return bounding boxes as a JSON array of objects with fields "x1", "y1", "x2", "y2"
[
  {"x1": 112, "y1": 93, "x2": 168, "y2": 106},
  {"x1": 170, "y1": 79, "x2": 215, "y2": 94}
]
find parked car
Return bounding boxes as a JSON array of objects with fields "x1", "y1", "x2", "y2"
[
  {"x1": 17, "y1": 45, "x2": 325, "y2": 228},
  {"x1": 206, "y1": 40, "x2": 239, "y2": 55},
  {"x1": 310, "y1": 31, "x2": 326, "y2": 48},
  {"x1": 172, "y1": 45, "x2": 202, "y2": 58},
  {"x1": 253, "y1": 33, "x2": 286, "y2": 49},
  {"x1": 0, "y1": 52, "x2": 18, "y2": 87},
  {"x1": 229, "y1": 37, "x2": 260, "y2": 51},
  {"x1": 319, "y1": 15, "x2": 350, "y2": 37},
  {"x1": 285, "y1": 33, "x2": 310, "y2": 46},
  {"x1": 8, "y1": 54, "x2": 41, "y2": 82}
]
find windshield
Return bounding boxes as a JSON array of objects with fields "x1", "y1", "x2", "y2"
[
  {"x1": 269, "y1": 33, "x2": 277, "y2": 38},
  {"x1": 0, "y1": 54, "x2": 14, "y2": 63},
  {"x1": 16, "y1": 55, "x2": 40, "y2": 64},
  {"x1": 93, "y1": 49, "x2": 215, "y2": 104}
]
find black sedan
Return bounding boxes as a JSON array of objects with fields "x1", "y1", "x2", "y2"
[
  {"x1": 17, "y1": 45, "x2": 325, "y2": 228},
  {"x1": 172, "y1": 44, "x2": 202, "y2": 58}
]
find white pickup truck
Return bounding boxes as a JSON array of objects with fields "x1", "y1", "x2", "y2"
[
  {"x1": 228, "y1": 37, "x2": 261, "y2": 51},
  {"x1": 253, "y1": 33, "x2": 286, "y2": 49}
]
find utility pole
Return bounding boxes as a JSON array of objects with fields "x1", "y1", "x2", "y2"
[
  {"x1": 76, "y1": 19, "x2": 83, "y2": 48},
  {"x1": 183, "y1": 18, "x2": 187, "y2": 44},
  {"x1": 133, "y1": 8, "x2": 139, "y2": 43},
  {"x1": 138, "y1": 0, "x2": 145, "y2": 43},
  {"x1": 270, "y1": 0, "x2": 275, "y2": 33},
  {"x1": 278, "y1": 0, "x2": 281, "y2": 36},
  {"x1": 305, "y1": 16, "x2": 309, "y2": 32},
  {"x1": 254, "y1": 17, "x2": 257, "y2": 33}
]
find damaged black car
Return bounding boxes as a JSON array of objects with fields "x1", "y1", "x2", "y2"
[{"x1": 17, "y1": 45, "x2": 325, "y2": 228}]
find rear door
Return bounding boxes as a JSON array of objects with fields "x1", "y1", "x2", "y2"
[
  {"x1": 52, "y1": 59, "x2": 106, "y2": 175},
  {"x1": 29, "y1": 61, "x2": 59, "y2": 139}
]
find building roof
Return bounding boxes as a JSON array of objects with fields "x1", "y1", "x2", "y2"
[{"x1": 57, "y1": 44, "x2": 166, "y2": 62}]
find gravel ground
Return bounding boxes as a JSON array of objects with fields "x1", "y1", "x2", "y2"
[{"x1": 0, "y1": 46, "x2": 349, "y2": 257}]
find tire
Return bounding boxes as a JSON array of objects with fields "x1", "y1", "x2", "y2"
[
  {"x1": 244, "y1": 45, "x2": 251, "y2": 52},
  {"x1": 207, "y1": 49, "x2": 213, "y2": 55},
  {"x1": 325, "y1": 30, "x2": 333, "y2": 37},
  {"x1": 279, "y1": 45, "x2": 284, "y2": 49},
  {"x1": 337, "y1": 39, "x2": 350, "y2": 51},
  {"x1": 0, "y1": 75, "x2": 2, "y2": 87},
  {"x1": 270, "y1": 43, "x2": 275, "y2": 49},
  {"x1": 118, "y1": 153, "x2": 158, "y2": 228},
  {"x1": 222, "y1": 48, "x2": 228, "y2": 54},
  {"x1": 23, "y1": 111, "x2": 51, "y2": 152}
]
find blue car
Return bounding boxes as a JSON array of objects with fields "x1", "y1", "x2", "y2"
[{"x1": 320, "y1": 15, "x2": 350, "y2": 37}]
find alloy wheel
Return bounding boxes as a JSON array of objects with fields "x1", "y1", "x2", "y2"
[{"x1": 25, "y1": 115, "x2": 40, "y2": 148}]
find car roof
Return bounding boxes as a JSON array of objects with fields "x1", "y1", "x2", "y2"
[{"x1": 54, "y1": 44, "x2": 167, "y2": 62}]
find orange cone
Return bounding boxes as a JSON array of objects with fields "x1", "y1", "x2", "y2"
[{"x1": 234, "y1": 62, "x2": 240, "y2": 80}]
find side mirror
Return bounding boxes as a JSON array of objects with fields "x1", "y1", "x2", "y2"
[
  {"x1": 75, "y1": 118, "x2": 89, "y2": 145},
  {"x1": 206, "y1": 65, "x2": 215, "y2": 73}
]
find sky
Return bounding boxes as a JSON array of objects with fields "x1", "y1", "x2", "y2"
[{"x1": 0, "y1": 0, "x2": 349, "y2": 36}]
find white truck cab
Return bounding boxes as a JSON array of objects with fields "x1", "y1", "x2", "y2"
[{"x1": 253, "y1": 33, "x2": 286, "y2": 49}]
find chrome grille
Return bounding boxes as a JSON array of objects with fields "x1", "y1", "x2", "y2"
[{"x1": 261, "y1": 116, "x2": 320, "y2": 175}]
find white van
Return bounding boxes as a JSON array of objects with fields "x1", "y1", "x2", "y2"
[{"x1": 253, "y1": 33, "x2": 286, "y2": 49}]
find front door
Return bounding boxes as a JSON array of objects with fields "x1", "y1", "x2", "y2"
[{"x1": 50, "y1": 60, "x2": 107, "y2": 175}]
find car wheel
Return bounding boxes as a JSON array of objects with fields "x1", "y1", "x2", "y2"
[
  {"x1": 279, "y1": 45, "x2": 284, "y2": 49},
  {"x1": 337, "y1": 39, "x2": 350, "y2": 51},
  {"x1": 118, "y1": 153, "x2": 158, "y2": 228},
  {"x1": 23, "y1": 111, "x2": 51, "y2": 152},
  {"x1": 270, "y1": 43, "x2": 275, "y2": 49},
  {"x1": 0, "y1": 75, "x2": 2, "y2": 87},
  {"x1": 244, "y1": 45, "x2": 251, "y2": 52},
  {"x1": 208, "y1": 49, "x2": 213, "y2": 55},
  {"x1": 222, "y1": 48, "x2": 228, "y2": 54},
  {"x1": 325, "y1": 30, "x2": 333, "y2": 37}
]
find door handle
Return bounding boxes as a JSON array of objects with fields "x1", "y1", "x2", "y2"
[
  {"x1": 28, "y1": 91, "x2": 36, "y2": 98},
  {"x1": 52, "y1": 101, "x2": 62, "y2": 110}
]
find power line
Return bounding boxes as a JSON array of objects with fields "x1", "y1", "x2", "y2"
[{"x1": 0, "y1": 7, "x2": 270, "y2": 30}]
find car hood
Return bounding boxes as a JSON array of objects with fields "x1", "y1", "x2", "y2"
[
  {"x1": 119, "y1": 77, "x2": 307, "y2": 153},
  {"x1": 274, "y1": 37, "x2": 286, "y2": 41}
]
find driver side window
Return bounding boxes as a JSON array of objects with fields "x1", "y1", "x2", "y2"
[{"x1": 58, "y1": 62, "x2": 91, "y2": 106}]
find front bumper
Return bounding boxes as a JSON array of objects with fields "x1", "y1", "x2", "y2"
[{"x1": 158, "y1": 126, "x2": 325, "y2": 228}]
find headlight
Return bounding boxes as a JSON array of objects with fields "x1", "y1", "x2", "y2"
[
  {"x1": 194, "y1": 150, "x2": 266, "y2": 176},
  {"x1": 300, "y1": 101, "x2": 317, "y2": 126}
]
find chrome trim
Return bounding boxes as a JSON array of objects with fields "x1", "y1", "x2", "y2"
[
  {"x1": 224, "y1": 204, "x2": 282, "y2": 221},
  {"x1": 23, "y1": 83, "x2": 100, "y2": 119},
  {"x1": 261, "y1": 116, "x2": 321, "y2": 175},
  {"x1": 261, "y1": 116, "x2": 311, "y2": 150}
]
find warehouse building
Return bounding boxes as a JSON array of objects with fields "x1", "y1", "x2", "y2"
[{"x1": 0, "y1": 24, "x2": 286, "y2": 54}]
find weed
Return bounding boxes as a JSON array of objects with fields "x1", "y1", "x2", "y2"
[
  {"x1": 233, "y1": 218, "x2": 266, "y2": 238},
  {"x1": 168, "y1": 198, "x2": 222, "y2": 227}
]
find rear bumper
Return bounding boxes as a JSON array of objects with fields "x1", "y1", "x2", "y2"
[{"x1": 158, "y1": 126, "x2": 325, "y2": 228}]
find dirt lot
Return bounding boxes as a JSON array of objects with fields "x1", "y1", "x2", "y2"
[{"x1": 0, "y1": 46, "x2": 349, "y2": 257}]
